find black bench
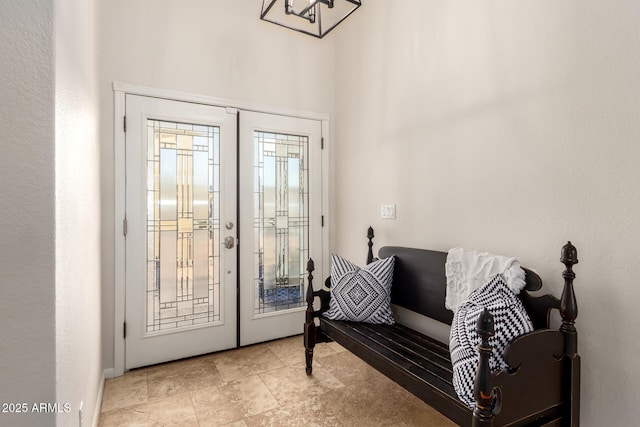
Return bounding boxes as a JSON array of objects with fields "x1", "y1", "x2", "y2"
[{"x1": 303, "y1": 227, "x2": 580, "y2": 426}]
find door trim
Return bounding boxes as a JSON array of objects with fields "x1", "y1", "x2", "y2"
[{"x1": 113, "y1": 83, "x2": 330, "y2": 376}]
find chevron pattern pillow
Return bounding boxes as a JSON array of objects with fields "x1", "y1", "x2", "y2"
[
  {"x1": 450, "y1": 274, "x2": 534, "y2": 408},
  {"x1": 323, "y1": 254, "x2": 395, "y2": 325}
]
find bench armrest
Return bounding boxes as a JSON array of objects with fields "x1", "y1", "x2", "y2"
[{"x1": 313, "y1": 284, "x2": 332, "y2": 316}]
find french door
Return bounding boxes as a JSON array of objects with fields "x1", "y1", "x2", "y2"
[
  {"x1": 125, "y1": 95, "x2": 238, "y2": 369},
  {"x1": 239, "y1": 111, "x2": 323, "y2": 346},
  {"x1": 123, "y1": 95, "x2": 324, "y2": 369}
]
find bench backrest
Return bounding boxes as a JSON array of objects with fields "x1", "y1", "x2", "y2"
[{"x1": 378, "y1": 246, "x2": 553, "y2": 329}]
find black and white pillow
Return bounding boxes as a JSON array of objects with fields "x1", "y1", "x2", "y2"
[
  {"x1": 323, "y1": 254, "x2": 395, "y2": 325},
  {"x1": 449, "y1": 274, "x2": 534, "y2": 408}
]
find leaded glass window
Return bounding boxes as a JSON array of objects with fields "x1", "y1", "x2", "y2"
[
  {"x1": 253, "y1": 131, "x2": 309, "y2": 315},
  {"x1": 146, "y1": 120, "x2": 221, "y2": 332}
]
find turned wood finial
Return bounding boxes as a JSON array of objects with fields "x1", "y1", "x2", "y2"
[
  {"x1": 473, "y1": 308, "x2": 496, "y2": 426},
  {"x1": 305, "y1": 258, "x2": 316, "y2": 323},
  {"x1": 561, "y1": 241, "x2": 578, "y2": 267},
  {"x1": 306, "y1": 258, "x2": 315, "y2": 307},
  {"x1": 560, "y1": 242, "x2": 579, "y2": 358},
  {"x1": 367, "y1": 226, "x2": 375, "y2": 265}
]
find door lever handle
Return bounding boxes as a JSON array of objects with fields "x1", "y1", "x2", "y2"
[{"x1": 224, "y1": 236, "x2": 235, "y2": 249}]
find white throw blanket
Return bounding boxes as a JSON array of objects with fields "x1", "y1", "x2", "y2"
[{"x1": 445, "y1": 247, "x2": 526, "y2": 312}]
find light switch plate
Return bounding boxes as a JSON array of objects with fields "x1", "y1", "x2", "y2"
[{"x1": 381, "y1": 204, "x2": 396, "y2": 219}]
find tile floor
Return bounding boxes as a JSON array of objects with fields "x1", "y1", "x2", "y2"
[{"x1": 99, "y1": 335, "x2": 456, "y2": 426}]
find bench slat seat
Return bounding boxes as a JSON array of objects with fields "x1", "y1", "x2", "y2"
[
  {"x1": 321, "y1": 318, "x2": 473, "y2": 426},
  {"x1": 343, "y1": 322, "x2": 454, "y2": 381}
]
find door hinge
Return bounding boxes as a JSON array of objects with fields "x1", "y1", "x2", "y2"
[
  {"x1": 321, "y1": 215, "x2": 325, "y2": 227},
  {"x1": 123, "y1": 217, "x2": 128, "y2": 236},
  {"x1": 123, "y1": 322, "x2": 127, "y2": 339},
  {"x1": 123, "y1": 115, "x2": 127, "y2": 132},
  {"x1": 321, "y1": 137, "x2": 324, "y2": 150}
]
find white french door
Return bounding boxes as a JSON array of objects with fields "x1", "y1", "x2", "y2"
[
  {"x1": 122, "y1": 93, "x2": 325, "y2": 369},
  {"x1": 238, "y1": 111, "x2": 323, "y2": 346},
  {"x1": 124, "y1": 95, "x2": 238, "y2": 369}
]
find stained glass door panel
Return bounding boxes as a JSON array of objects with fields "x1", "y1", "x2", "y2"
[
  {"x1": 125, "y1": 95, "x2": 237, "y2": 369},
  {"x1": 146, "y1": 120, "x2": 221, "y2": 332},
  {"x1": 239, "y1": 111, "x2": 323, "y2": 346},
  {"x1": 253, "y1": 131, "x2": 309, "y2": 315}
]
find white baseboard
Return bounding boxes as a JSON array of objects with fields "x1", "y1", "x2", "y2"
[
  {"x1": 90, "y1": 370, "x2": 110, "y2": 427},
  {"x1": 103, "y1": 368, "x2": 115, "y2": 379}
]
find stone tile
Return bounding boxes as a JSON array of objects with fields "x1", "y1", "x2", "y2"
[
  {"x1": 319, "y1": 374, "x2": 456, "y2": 426},
  {"x1": 220, "y1": 421, "x2": 249, "y2": 427},
  {"x1": 98, "y1": 407, "x2": 157, "y2": 427},
  {"x1": 268, "y1": 335, "x2": 346, "y2": 371},
  {"x1": 259, "y1": 362, "x2": 344, "y2": 407},
  {"x1": 201, "y1": 420, "x2": 248, "y2": 427},
  {"x1": 98, "y1": 336, "x2": 457, "y2": 427},
  {"x1": 316, "y1": 350, "x2": 378, "y2": 386},
  {"x1": 266, "y1": 335, "x2": 305, "y2": 366},
  {"x1": 192, "y1": 375, "x2": 280, "y2": 425},
  {"x1": 323, "y1": 341, "x2": 347, "y2": 354},
  {"x1": 244, "y1": 395, "x2": 343, "y2": 427},
  {"x1": 212, "y1": 344, "x2": 285, "y2": 382},
  {"x1": 100, "y1": 370, "x2": 148, "y2": 413},
  {"x1": 144, "y1": 354, "x2": 223, "y2": 399},
  {"x1": 312, "y1": 340, "x2": 345, "y2": 359},
  {"x1": 99, "y1": 392, "x2": 198, "y2": 427}
]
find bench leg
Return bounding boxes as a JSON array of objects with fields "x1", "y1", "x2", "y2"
[
  {"x1": 305, "y1": 348, "x2": 314, "y2": 375},
  {"x1": 304, "y1": 258, "x2": 316, "y2": 375},
  {"x1": 304, "y1": 319, "x2": 316, "y2": 375}
]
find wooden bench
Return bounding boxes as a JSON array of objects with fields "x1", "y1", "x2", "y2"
[{"x1": 303, "y1": 227, "x2": 580, "y2": 426}]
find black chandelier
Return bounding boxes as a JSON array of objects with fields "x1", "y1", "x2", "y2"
[{"x1": 260, "y1": 0, "x2": 362, "y2": 39}]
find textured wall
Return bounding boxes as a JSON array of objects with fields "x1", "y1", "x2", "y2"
[
  {"x1": 333, "y1": 1, "x2": 640, "y2": 425},
  {"x1": 0, "y1": 1, "x2": 102, "y2": 425},
  {"x1": 55, "y1": 0, "x2": 102, "y2": 425},
  {"x1": 0, "y1": 0, "x2": 57, "y2": 426}
]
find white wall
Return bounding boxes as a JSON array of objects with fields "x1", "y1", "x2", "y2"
[
  {"x1": 0, "y1": 1, "x2": 57, "y2": 426},
  {"x1": 333, "y1": 1, "x2": 640, "y2": 425},
  {"x1": 55, "y1": 0, "x2": 102, "y2": 425},
  {"x1": 98, "y1": 0, "x2": 336, "y2": 370},
  {"x1": 0, "y1": 0, "x2": 102, "y2": 425}
]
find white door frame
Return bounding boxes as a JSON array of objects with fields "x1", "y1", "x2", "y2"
[{"x1": 113, "y1": 82, "x2": 330, "y2": 376}]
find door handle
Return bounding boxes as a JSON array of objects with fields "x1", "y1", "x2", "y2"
[{"x1": 224, "y1": 236, "x2": 235, "y2": 249}]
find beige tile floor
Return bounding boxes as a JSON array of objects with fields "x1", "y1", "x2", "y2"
[{"x1": 99, "y1": 335, "x2": 456, "y2": 426}]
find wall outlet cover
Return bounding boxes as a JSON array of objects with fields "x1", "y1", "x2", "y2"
[{"x1": 381, "y1": 204, "x2": 396, "y2": 219}]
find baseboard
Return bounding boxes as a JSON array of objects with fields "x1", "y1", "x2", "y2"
[
  {"x1": 91, "y1": 369, "x2": 110, "y2": 427},
  {"x1": 103, "y1": 368, "x2": 115, "y2": 379}
]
